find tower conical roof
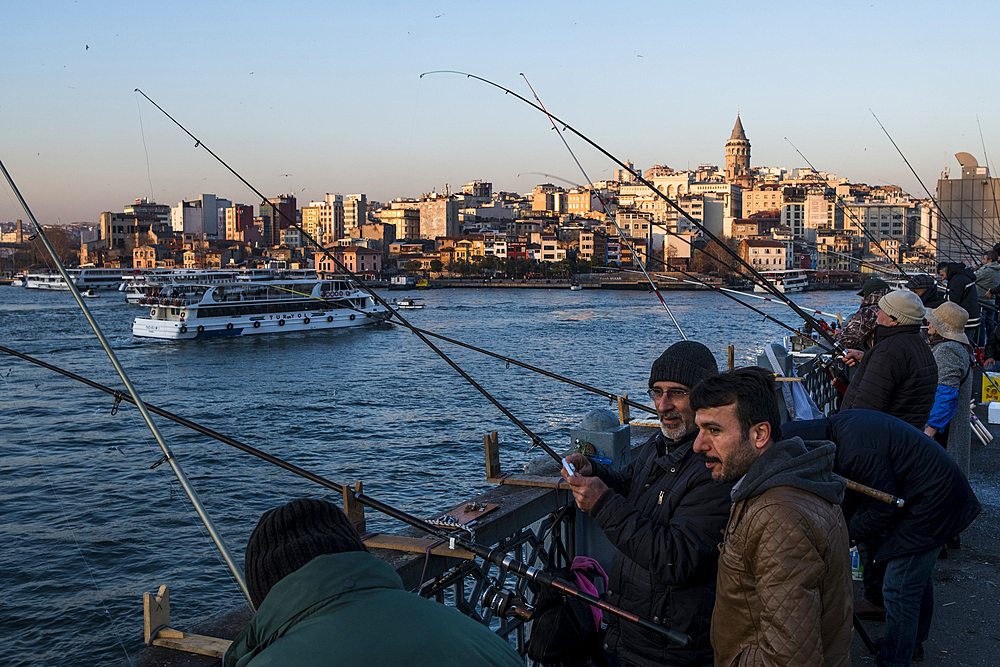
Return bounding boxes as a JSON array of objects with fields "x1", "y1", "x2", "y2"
[{"x1": 730, "y1": 115, "x2": 747, "y2": 142}]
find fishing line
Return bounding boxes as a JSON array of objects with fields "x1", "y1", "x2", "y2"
[
  {"x1": 0, "y1": 370, "x2": 137, "y2": 667},
  {"x1": 518, "y1": 72, "x2": 687, "y2": 341},
  {"x1": 0, "y1": 156, "x2": 254, "y2": 607},
  {"x1": 783, "y1": 137, "x2": 908, "y2": 279},
  {"x1": 419, "y1": 70, "x2": 846, "y2": 358},
  {"x1": 869, "y1": 109, "x2": 985, "y2": 262},
  {"x1": 134, "y1": 89, "x2": 567, "y2": 466},
  {"x1": 134, "y1": 91, "x2": 155, "y2": 202},
  {"x1": 978, "y1": 116, "x2": 1000, "y2": 243}
]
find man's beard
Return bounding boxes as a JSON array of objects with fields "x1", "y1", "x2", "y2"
[
  {"x1": 658, "y1": 409, "x2": 690, "y2": 440},
  {"x1": 701, "y1": 432, "x2": 758, "y2": 483}
]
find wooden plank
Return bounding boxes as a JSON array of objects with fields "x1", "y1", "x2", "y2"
[
  {"x1": 363, "y1": 534, "x2": 475, "y2": 559},
  {"x1": 488, "y1": 474, "x2": 569, "y2": 489},
  {"x1": 344, "y1": 480, "x2": 365, "y2": 534},
  {"x1": 728, "y1": 345, "x2": 735, "y2": 370},
  {"x1": 617, "y1": 394, "x2": 631, "y2": 424},
  {"x1": 151, "y1": 631, "x2": 232, "y2": 658},
  {"x1": 143, "y1": 584, "x2": 170, "y2": 645},
  {"x1": 485, "y1": 431, "x2": 501, "y2": 479}
]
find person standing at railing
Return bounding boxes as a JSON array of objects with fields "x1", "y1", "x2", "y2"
[{"x1": 562, "y1": 342, "x2": 734, "y2": 667}]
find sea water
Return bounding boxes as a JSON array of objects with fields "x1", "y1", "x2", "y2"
[{"x1": 0, "y1": 285, "x2": 860, "y2": 666}]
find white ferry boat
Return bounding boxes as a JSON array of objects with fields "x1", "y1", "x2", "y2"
[
  {"x1": 121, "y1": 268, "x2": 275, "y2": 304},
  {"x1": 132, "y1": 276, "x2": 390, "y2": 339},
  {"x1": 753, "y1": 269, "x2": 810, "y2": 294},
  {"x1": 24, "y1": 267, "x2": 126, "y2": 291}
]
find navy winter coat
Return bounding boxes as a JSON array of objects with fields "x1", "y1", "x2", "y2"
[
  {"x1": 589, "y1": 431, "x2": 733, "y2": 667},
  {"x1": 944, "y1": 262, "x2": 981, "y2": 328},
  {"x1": 782, "y1": 410, "x2": 981, "y2": 562}
]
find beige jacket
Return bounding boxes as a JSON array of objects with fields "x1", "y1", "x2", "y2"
[{"x1": 711, "y1": 444, "x2": 853, "y2": 667}]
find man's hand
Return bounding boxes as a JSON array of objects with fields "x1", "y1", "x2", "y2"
[
  {"x1": 924, "y1": 425, "x2": 938, "y2": 438},
  {"x1": 562, "y1": 452, "x2": 593, "y2": 477},
  {"x1": 843, "y1": 349, "x2": 864, "y2": 367},
  {"x1": 985, "y1": 358, "x2": 995, "y2": 368},
  {"x1": 561, "y1": 471, "x2": 609, "y2": 512}
]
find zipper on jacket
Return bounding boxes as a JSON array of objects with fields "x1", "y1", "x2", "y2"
[{"x1": 658, "y1": 490, "x2": 664, "y2": 505}]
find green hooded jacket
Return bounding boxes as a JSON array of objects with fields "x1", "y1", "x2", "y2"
[{"x1": 224, "y1": 551, "x2": 523, "y2": 667}]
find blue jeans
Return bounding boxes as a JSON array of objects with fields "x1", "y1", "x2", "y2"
[
  {"x1": 978, "y1": 307, "x2": 996, "y2": 347},
  {"x1": 876, "y1": 547, "x2": 938, "y2": 667}
]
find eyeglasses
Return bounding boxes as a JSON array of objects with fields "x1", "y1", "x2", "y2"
[{"x1": 646, "y1": 387, "x2": 690, "y2": 402}]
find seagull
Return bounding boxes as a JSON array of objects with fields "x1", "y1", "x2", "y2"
[{"x1": 85, "y1": 45, "x2": 89, "y2": 50}]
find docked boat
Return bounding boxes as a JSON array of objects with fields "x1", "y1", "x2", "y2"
[
  {"x1": 389, "y1": 275, "x2": 418, "y2": 291},
  {"x1": 753, "y1": 269, "x2": 810, "y2": 294},
  {"x1": 132, "y1": 276, "x2": 390, "y2": 339},
  {"x1": 24, "y1": 267, "x2": 126, "y2": 291},
  {"x1": 391, "y1": 297, "x2": 424, "y2": 310}
]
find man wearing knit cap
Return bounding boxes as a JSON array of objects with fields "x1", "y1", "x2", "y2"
[
  {"x1": 841, "y1": 290, "x2": 938, "y2": 430},
  {"x1": 224, "y1": 498, "x2": 523, "y2": 667},
  {"x1": 562, "y1": 341, "x2": 734, "y2": 667}
]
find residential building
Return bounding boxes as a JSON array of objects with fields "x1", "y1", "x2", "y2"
[
  {"x1": 224, "y1": 204, "x2": 255, "y2": 241},
  {"x1": 301, "y1": 194, "x2": 344, "y2": 246},
  {"x1": 314, "y1": 246, "x2": 382, "y2": 276},
  {"x1": 738, "y1": 238, "x2": 787, "y2": 271},
  {"x1": 170, "y1": 194, "x2": 231, "y2": 237},
  {"x1": 344, "y1": 194, "x2": 367, "y2": 230},
  {"x1": 380, "y1": 207, "x2": 420, "y2": 241},
  {"x1": 260, "y1": 194, "x2": 297, "y2": 246}
]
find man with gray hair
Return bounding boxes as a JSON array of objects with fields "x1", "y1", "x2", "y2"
[{"x1": 562, "y1": 341, "x2": 734, "y2": 667}]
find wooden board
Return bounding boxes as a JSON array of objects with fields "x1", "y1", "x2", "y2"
[
  {"x1": 488, "y1": 474, "x2": 570, "y2": 489},
  {"x1": 441, "y1": 501, "x2": 499, "y2": 525},
  {"x1": 363, "y1": 534, "x2": 475, "y2": 559},
  {"x1": 152, "y1": 630, "x2": 232, "y2": 658}
]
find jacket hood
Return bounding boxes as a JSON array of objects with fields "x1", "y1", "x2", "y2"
[
  {"x1": 918, "y1": 282, "x2": 941, "y2": 305},
  {"x1": 225, "y1": 551, "x2": 403, "y2": 666},
  {"x1": 947, "y1": 262, "x2": 975, "y2": 281},
  {"x1": 733, "y1": 437, "x2": 844, "y2": 505}
]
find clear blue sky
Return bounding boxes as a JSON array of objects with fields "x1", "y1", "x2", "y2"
[{"x1": 2, "y1": 0, "x2": 998, "y2": 225}]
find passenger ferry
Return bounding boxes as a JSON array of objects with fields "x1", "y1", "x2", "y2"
[
  {"x1": 753, "y1": 269, "x2": 810, "y2": 294},
  {"x1": 24, "y1": 267, "x2": 126, "y2": 291},
  {"x1": 132, "y1": 276, "x2": 391, "y2": 339},
  {"x1": 121, "y1": 268, "x2": 275, "y2": 304}
]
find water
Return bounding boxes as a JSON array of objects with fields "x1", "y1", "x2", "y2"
[{"x1": 0, "y1": 284, "x2": 860, "y2": 666}]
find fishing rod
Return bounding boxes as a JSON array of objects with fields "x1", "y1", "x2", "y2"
[
  {"x1": 0, "y1": 342, "x2": 690, "y2": 647},
  {"x1": 977, "y1": 116, "x2": 1000, "y2": 240},
  {"x1": 869, "y1": 110, "x2": 988, "y2": 262},
  {"x1": 0, "y1": 158, "x2": 254, "y2": 607},
  {"x1": 518, "y1": 72, "x2": 687, "y2": 341},
  {"x1": 783, "y1": 138, "x2": 911, "y2": 279},
  {"x1": 420, "y1": 71, "x2": 848, "y2": 358},
  {"x1": 1, "y1": 342, "x2": 905, "y2": 508},
  {"x1": 134, "y1": 90, "x2": 568, "y2": 467}
]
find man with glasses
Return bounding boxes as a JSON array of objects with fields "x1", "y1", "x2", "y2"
[
  {"x1": 840, "y1": 290, "x2": 937, "y2": 430},
  {"x1": 562, "y1": 342, "x2": 734, "y2": 667}
]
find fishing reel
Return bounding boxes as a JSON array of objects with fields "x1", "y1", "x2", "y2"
[{"x1": 480, "y1": 578, "x2": 535, "y2": 621}]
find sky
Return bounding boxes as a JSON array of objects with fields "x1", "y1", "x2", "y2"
[{"x1": 2, "y1": 0, "x2": 999, "y2": 225}]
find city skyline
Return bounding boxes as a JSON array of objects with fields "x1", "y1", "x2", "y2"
[{"x1": 3, "y1": 1, "x2": 999, "y2": 226}]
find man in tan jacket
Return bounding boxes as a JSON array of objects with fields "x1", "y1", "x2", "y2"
[{"x1": 691, "y1": 367, "x2": 853, "y2": 667}]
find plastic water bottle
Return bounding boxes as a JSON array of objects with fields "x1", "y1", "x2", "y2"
[{"x1": 850, "y1": 546, "x2": 864, "y2": 581}]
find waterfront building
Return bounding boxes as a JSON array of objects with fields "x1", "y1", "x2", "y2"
[
  {"x1": 380, "y1": 207, "x2": 420, "y2": 241},
  {"x1": 171, "y1": 194, "x2": 231, "y2": 237},
  {"x1": 260, "y1": 194, "x2": 297, "y2": 247},
  {"x1": 344, "y1": 194, "x2": 367, "y2": 230},
  {"x1": 315, "y1": 246, "x2": 382, "y2": 276},
  {"x1": 739, "y1": 238, "x2": 787, "y2": 271},
  {"x1": 934, "y1": 152, "x2": 1000, "y2": 263}
]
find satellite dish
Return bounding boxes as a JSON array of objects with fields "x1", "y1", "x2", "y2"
[{"x1": 955, "y1": 152, "x2": 979, "y2": 168}]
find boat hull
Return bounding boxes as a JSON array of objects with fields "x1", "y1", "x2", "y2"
[{"x1": 133, "y1": 309, "x2": 389, "y2": 339}]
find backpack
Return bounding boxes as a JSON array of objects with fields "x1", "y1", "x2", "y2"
[{"x1": 526, "y1": 556, "x2": 609, "y2": 666}]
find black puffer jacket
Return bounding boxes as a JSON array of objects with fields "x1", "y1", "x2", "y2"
[
  {"x1": 944, "y1": 262, "x2": 981, "y2": 328},
  {"x1": 589, "y1": 431, "x2": 733, "y2": 667},
  {"x1": 840, "y1": 324, "x2": 937, "y2": 429},
  {"x1": 782, "y1": 410, "x2": 981, "y2": 562}
]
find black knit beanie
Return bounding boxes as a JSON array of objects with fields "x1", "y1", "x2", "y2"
[
  {"x1": 649, "y1": 341, "x2": 719, "y2": 389},
  {"x1": 245, "y1": 497, "x2": 368, "y2": 608}
]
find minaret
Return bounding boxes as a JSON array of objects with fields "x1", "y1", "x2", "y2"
[{"x1": 725, "y1": 115, "x2": 751, "y2": 186}]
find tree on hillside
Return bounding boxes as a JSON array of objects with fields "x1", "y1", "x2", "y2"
[
  {"x1": 429, "y1": 259, "x2": 443, "y2": 273},
  {"x1": 403, "y1": 259, "x2": 421, "y2": 272},
  {"x1": 689, "y1": 238, "x2": 739, "y2": 275}
]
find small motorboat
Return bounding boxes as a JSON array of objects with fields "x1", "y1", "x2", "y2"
[
  {"x1": 392, "y1": 297, "x2": 424, "y2": 310},
  {"x1": 82, "y1": 289, "x2": 99, "y2": 298},
  {"x1": 569, "y1": 281, "x2": 583, "y2": 291}
]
